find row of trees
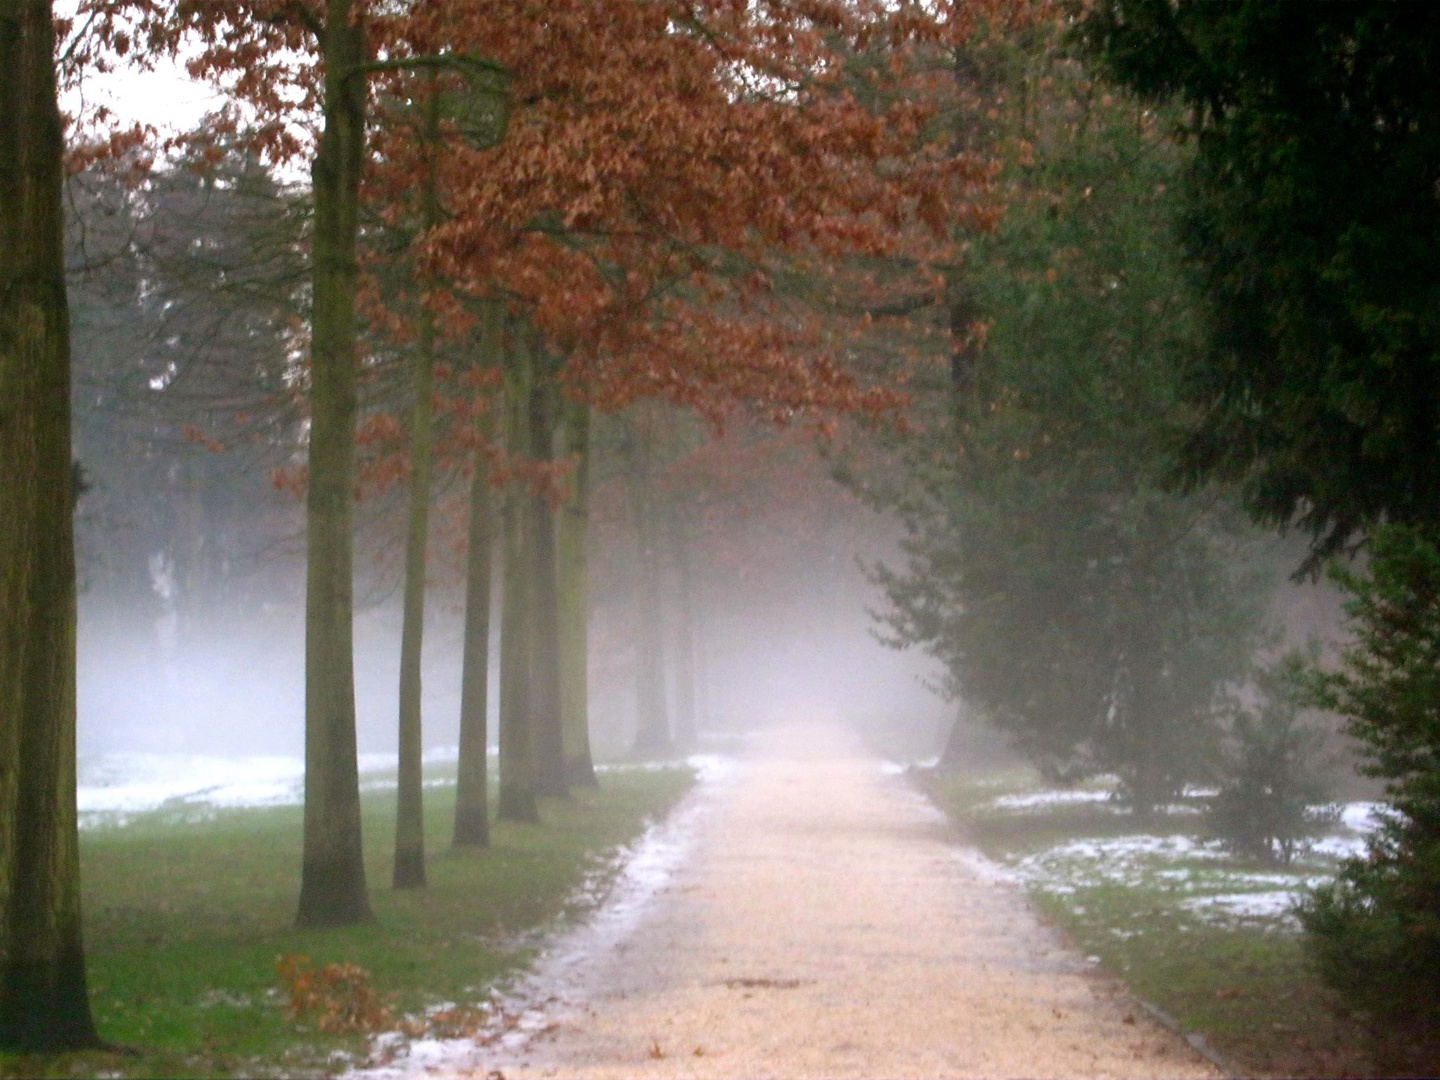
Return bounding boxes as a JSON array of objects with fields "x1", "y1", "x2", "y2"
[
  {"x1": 1089, "y1": 2, "x2": 1440, "y2": 1064},
  {"x1": 862, "y1": 24, "x2": 1277, "y2": 815},
  {"x1": 2, "y1": 0, "x2": 1030, "y2": 1051},
  {"x1": 854, "y1": 2, "x2": 1438, "y2": 1066}
]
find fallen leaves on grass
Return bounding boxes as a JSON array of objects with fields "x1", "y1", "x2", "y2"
[{"x1": 276, "y1": 953, "x2": 394, "y2": 1034}]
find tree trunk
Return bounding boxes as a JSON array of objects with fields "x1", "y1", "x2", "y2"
[
  {"x1": 453, "y1": 306, "x2": 501, "y2": 848},
  {"x1": 497, "y1": 321, "x2": 539, "y2": 821},
  {"x1": 667, "y1": 505, "x2": 698, "y2": 749},
  {"x1": 528, "y1": 339, "x2": 566, "y2": 798},
  {"x1": 938, "y1": 710, "x2": 969, "y2": 771},
  {"x1": 296, "y1": 0, "x2": 373, "y2": 929},
  {"x1": 392, "y1": 76, "x2": 443, "y2": 891},
  {"x1": 692, "y1": 586, "x2": 712, "y2": 733},
  {"x1": 0, "y1": 0, "x2": 101, "y2": 1048},
  {"x1": 558, "y1": 400, "x2": 597, "y2": 787},
  {"x1": 629, "y1": 429, "x2": 671, "y2": 756}
]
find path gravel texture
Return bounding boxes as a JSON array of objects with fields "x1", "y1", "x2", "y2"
[{"x1": 477, "y1": 722, "x2": 1219, "y2": 1079}]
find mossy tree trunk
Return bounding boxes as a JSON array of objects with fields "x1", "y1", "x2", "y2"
[
  {"x1": 0, "y1": 0, "x2": 101, "y2": 1049},
  {"x1": 392, "y1": 76, "x2": 443, "y2": 890},
  {"x1": 628, "y1": 428, "x2": 670, "y2": 755},
  {"x1": 558, "y1": 400, "x2": 597, "y2": 787},
  {"x1": 497, "y1": 320, "x2": 539, "y2": 821},
  {"x1": 528, "y1": 338, "x2": 566, "y2": 798},
  {"x1": 453, "y1": 303, "x2": 501, "y2": 847},
  {"x1": 296, "y1": 0, "x2": 374, "y2": 929}
]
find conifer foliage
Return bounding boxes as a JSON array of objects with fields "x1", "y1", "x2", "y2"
[{"x1": 1300, "y1": 526, "x2": 1440, "y2": 1067}]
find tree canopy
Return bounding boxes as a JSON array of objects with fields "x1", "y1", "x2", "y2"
[{"x1": 1082, "y1": 0, "x2": 1440, "y2": 568}]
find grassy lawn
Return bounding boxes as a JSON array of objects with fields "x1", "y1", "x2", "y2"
[
  {"x1": 926, "y1": 768, "x2": 1376, "y2": 1079},
  {"x1": 4, "y1": 763, "x2": 694, "y2": 1079}
]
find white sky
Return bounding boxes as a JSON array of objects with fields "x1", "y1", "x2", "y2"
[{"x1": 64, "y1": 55, "x2": 223, "y2": 138}]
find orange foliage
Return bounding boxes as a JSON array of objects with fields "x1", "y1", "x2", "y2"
[
  {"x1": 75, "y1": 0, "x2": 1044, "y2": 478},
  {"x1": 275, "y1": 954, "x2": 394, "y2": 1035}
]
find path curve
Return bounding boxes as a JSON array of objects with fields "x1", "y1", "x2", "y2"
[{"x1": 470, "y1": 722, "x2": 1219, "y2": 1079}]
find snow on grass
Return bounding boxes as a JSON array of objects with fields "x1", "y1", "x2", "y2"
[
  {"x1": 992, "y1": 789, "x2": 1117, "y2": 810},
  {"x1": 967, "y1": 783, "x2": 1390, "y2": 931},
  {"x1": 77, "y1": 746, "x2": 465, "y2": 828},
  {"x1": 1181, "y1": 890, "x2": 1308, "y2": 927}
]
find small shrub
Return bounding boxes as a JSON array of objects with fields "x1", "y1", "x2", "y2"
[
  {"x1": 1207, "y1": 653, "x2": 1337, "y2": 865},
  {"x1": 275, "y1": 954, "x2": 393, "y2": 1034}
]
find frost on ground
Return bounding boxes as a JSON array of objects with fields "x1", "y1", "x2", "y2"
[
  {"x1": 76, "y1": 746, "x2": 465, "y2": 828},
  {"x1": 964, "y1": 782, "x2": 1388, "y2": 931}
]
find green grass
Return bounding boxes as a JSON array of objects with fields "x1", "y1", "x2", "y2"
[
  {"x1": 926, "y1": 769, "x2": 1376, "y2": 1079},
  {"x1": 4, "y1": 765, "x2": 694, "y2": 1079}
]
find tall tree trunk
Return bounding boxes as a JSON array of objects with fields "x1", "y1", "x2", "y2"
[
  {"x1": 692, "y1": 582, "x2": 711, "y2": 733},
  {"x1": 667, "y1": 505, "x2": 698, "y2": 749},
  {"x1": 296, "y1": 0, "x2": 373, "y2": 929},
  {"x1": 558, "y1": 400, "x2": 597, "y2": 787},
  {"x1": 938, "y1": 709, "x2": 969, "y2": 771},
  {"x1": 453, "y1": 306, "x2": 501, "y2": 848},
  {"x1": 629, "y1": 429, "x2": 670, "y2": 755},
  {"x1": 497, "y1": 321, "x2": 539, "y2": 821},
  {"x1": 392, "y1": 76, "x2": 443, "y2": 891},
  {"x1": 528, "y1": 339, "x2": 566, "y2": 798},
  {"x1": 0, "y1": 0, "x2": 101, "y2": 1049}
]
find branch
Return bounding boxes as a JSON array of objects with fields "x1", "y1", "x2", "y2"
[
  {"x1": 344, "y1": 52, "x2": 510, "y2": 90},
  {"x1": 266, "y1": 1, "x2": 325, "y2": 44}
]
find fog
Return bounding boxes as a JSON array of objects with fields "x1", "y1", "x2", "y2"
[{"x1": 73, "y1": 432, "x2": 954, "y2": 775}]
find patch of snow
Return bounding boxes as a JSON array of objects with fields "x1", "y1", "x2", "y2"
[
  {"x1": 686, "y1": 753, "x2": 739, "y2": 784},
  {"x1": 1341, "y1": 801, "x2": 1389, "y2": 833},
  {"x1": 78, "y1": 747, "x2": 467, "y2": 828},
  {"x1": 1181, "y1": 890, "x2": 1302, "y2": 926},
  {"x1": 1310, "y1": 834, "x2": 1368, "y2": 860},
  {"x1": 991, "y1": 789, "x2": 1116, "y2": 811},
  {"x1": 949, "y1": 844, "x2": 1022, "y2": 887},
  {"x1": 78, "y1": 752, "x2": 305, "y2": 817}
]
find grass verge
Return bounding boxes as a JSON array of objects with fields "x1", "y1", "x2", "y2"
[
  {"x1": 925, "y1": 768, "x2": 1376, "y2": 1079},
  {"x1": 4, "y1": 764, "x2": 694, "y2": 1079}
]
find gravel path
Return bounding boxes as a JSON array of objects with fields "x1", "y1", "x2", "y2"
[{"x1": 476, "y1": 722, "x2": 1219, "y2": 1079}]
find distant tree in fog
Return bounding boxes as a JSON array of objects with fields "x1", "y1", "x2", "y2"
[
  {"x1": 865, "y1": 25, "x2": 1275, "y2": 810},
  {"x1": 68, "y1": 138, "x2": 308, "y2": 629}
]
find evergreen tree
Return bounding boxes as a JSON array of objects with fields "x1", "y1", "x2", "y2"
[
  {"x1": 1083, "y1": 0, "x2": 1440, "y2": 569},
  {"x1": 868, "y1": 43, "x2": 1272, "y2": 807},
  {"x1": 1208, "y1": 653, "x2": 1336, "y2": 865},
  {"x1": 1299, "y1": 526, "x2": 1440, "y2": 1067}
]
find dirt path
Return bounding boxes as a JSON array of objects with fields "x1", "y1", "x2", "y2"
[{"x1": 472, "y1": 722, "x2": 1219, "y2": 1079}]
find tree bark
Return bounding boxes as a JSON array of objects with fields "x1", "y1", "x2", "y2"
[
  {"x1": 0, "y1": 0, "x2": 101, "y2": 1048},
  {"x1": 392, "y1": 76, "x2": 443, "y2": 890},
  {"x1": 558, "y1": 400, "x2": 597, "y2": 787},
  {"x1": 497, "y1": 321, "x2": 539, "y2": 821},
  {"x1": 528, "y1": 339, "x2": 566, "y2": 798},
  {"x1": 629, "y1": 428, "x2": 671, "y2": 755},
  {"x1": 453, "y1": 306, "x2": 501, "y2": 848},
  {"x1": 296, "y1": 0, "x2": 373, "y2": 928}
]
